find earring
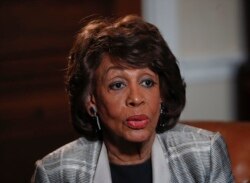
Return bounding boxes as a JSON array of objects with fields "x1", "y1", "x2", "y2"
[
  {"x1": 90, "y1": 106, "x2": 101, "y2": 131},
  {"x1": 157, "y1": 103, "x2": 169, "y2": 132}
]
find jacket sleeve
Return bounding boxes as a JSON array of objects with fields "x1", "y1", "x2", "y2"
[
  {"x1": 209, "y1": 133, "x2": 234, "y2": 183},
  {"x1": 31, "y1": 160, "x2": 50, "y2": 183}
]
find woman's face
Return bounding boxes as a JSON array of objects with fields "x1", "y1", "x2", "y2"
[{"x1": 91, "y1": 55, "x2": 162, "y2": 143}]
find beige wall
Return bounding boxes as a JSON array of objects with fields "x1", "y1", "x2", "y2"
[
  {"x1": 177, "y1": 0, "x2": 244, "y2": 60},
  {"x1": 182, "y1": 79, "x2": 236, "y2": 120}
]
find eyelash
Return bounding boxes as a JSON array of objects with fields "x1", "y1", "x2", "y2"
[
  {"x1": 108, "y1": 79, "x2": 156, "y2": 90},
  {"x1": 141, "y1": 79, "x2": 156, "y2": 88},
  {"x1": 108, "y1": 81, "x2": 126, "y2": 90}
]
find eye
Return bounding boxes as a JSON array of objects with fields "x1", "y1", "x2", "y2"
[
  {"x1": 109, "y1": 81, "x2": 126, "y2": 90},
  {"x1": 141, "y1": 79, "x2": 156, "y2": 88}
]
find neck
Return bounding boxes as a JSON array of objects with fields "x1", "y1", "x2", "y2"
[{"x1": 103, "y1": 132, "x2": 155, "y2": 165}]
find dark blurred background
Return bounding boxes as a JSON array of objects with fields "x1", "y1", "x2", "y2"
[
  {"x1": 237, "y1": 0, "x2": 250, "y2": 120},
  {"x1": 0, "y1": 0, "x2": 140, "y2": 182}
]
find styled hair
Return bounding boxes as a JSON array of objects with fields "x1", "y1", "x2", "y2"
[{"x1": 66, "y1": 15, "x2": 186, "y2": 139}]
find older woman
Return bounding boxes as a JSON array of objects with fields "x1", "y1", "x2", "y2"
[{"x1": 32, "y1": 15, "x2": 233, "y2": 183}]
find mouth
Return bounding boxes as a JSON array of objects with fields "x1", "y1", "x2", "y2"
[{"x1": 126, "y1": 114, "x2": 149, "y2": 129}]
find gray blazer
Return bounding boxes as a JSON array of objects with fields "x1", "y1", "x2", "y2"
[{"x1": 32, "y1": 123, "x2": 234, "y2": 183}]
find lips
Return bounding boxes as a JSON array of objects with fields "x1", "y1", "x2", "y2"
[{"x1": 126, "y1": 114, "x2": 149, "y2": 129}]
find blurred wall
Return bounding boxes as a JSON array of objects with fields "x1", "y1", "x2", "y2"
[{"x1": 142, "y1": 0, "x2": 245, "y2": 121}]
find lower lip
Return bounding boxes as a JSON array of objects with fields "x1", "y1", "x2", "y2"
[{"x1": 126, "y1": 119, "x2": 149, "y2": 129}]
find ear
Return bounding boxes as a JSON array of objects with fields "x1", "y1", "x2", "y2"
[{"x1": 85, "y1": 93, "x2": 96, "y2": 116}]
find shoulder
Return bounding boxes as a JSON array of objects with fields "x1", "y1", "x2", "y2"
[
  {"x1": 157, "y1": 123, "x2": 227, "y2": 157},
  {"x1": 32, "y1": 137, "x2": 102, "y2": 182},
  {"x1": 157, "y1": 123, "x2": 233, "y2": 182},
  {"x1": 41, "y1": 137, "x2": 101, "y2": 166},
  {"x1": 158, "y1": 123, "x2": 222, "y2": 148}
]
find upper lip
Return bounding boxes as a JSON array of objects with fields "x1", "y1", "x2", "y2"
[{"x1": 126, "y1": 114, "x2": 149, "y2": 121}]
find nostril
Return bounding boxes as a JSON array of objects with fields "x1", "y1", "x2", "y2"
[
  {"x1": 127, "y1": 96, "x2": 144, "y2": 107},
  {"x1": 128, "y1": 101, "x2": 137, "y2": 107}
]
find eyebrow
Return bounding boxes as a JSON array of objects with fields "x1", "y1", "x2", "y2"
[{"x1": 104, "y1": 65, "x2": 125, "y2": 77}]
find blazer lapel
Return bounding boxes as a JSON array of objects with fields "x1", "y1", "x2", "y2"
[
  {"x1": 93, "y1": 143, "x2": 112, "y2": 183},
  {"x1": 152, "y1": 136, "x2": 171, "y2": 183}
]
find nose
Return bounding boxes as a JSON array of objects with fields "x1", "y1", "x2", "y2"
[{"x1": 126, "y1": 85, "x2": 144, "y2": 107}]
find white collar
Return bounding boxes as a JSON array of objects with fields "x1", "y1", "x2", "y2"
[
  {"x1": 152, "y1": 135, "x2": 170, "y2": 183},
  {"x1": 93, "y1": 136, "x2": 170, "y2": 183}
]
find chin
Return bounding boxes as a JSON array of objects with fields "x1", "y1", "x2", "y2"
[{"x1": 124, "y1": 130, "x2": 155, "y2": 143}]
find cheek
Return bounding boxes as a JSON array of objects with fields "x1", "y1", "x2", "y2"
[
  {"x1": 148, "y1": 90, "x2": 162, "y2": 121},
  {"x1": 150, "y1": 99, "x2": 161, "y2": 122},
  {"x1": 96, "y1": 92, "x2": 125, "y2": 122}
]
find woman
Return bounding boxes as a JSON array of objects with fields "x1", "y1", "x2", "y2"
[{"x1": 32, "y1": 15, "x2": 234, "y2": 182}]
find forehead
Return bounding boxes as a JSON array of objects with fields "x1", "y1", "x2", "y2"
[
  {"x1": 98, "y1": 54, "x2": 131, "y2": 71},
  {"x1": 95, "y1": 54, "x2": 156, "y2": 78}
]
